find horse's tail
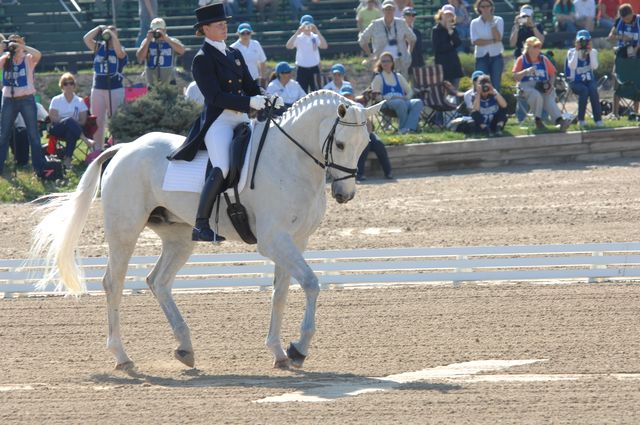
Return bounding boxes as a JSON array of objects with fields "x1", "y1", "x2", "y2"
[{"x1": 30, "y1": 145, "x2": 125, "y2": 295}]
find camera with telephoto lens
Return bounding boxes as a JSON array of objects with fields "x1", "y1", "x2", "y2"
[
  {"x1": 578, "y1": 39, "x2": 589, "y2": 50},
  {"x1": 481, "y1": 82, "x2": 491, "y2": 93},
  {"x1": 2, "y1": 40, "x2": 17, "y2": 54},
  {"x1": 101, "y1": 30, "x2": 111, "y2": 41},
  {"x1": 518, "y1": 17, "x2": 528, "y2": 26},
  {"x1": 153, "y1": 29, "x2": 162, "y2": 39}
]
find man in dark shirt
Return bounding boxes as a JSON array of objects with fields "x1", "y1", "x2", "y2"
[
  {"x1": 403, "y1": 7, "x2": 425, "y2": 77},
  {"x1": 509, "y1": 5, "x2": 546, "y2": 58}
]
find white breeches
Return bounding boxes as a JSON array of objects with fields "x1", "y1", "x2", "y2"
[{"x1": 204, "y1": 110, "x2": 250, "y2": 178}]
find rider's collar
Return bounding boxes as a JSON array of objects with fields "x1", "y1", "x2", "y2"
[{"x1": 205, "y1": 38, "x2": 227, "y2": 56}]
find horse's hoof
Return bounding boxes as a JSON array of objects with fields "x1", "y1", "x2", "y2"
[
  {"x1": 273, "y1": 358, "x2": 291, "y2": 369},
  {"x1": 174, "y1": 349, "x2": 195, "y2": 368},
  {"x1": 286, "y1": 342, "x2": 306, "y2": 369},
  {"x1": 115, "y1": 360, "x2": 135, "y2": 371}
]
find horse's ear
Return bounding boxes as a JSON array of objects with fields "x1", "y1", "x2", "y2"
[
  {"x1": 365, "y1": 100, "x2": 386, "y2": 119},
  {"x1": 337, "y1": 103, "x2": 348, "y2": 119}
]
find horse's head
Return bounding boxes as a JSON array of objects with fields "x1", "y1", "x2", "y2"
[{"x1": 328, "y1": 101, "x2": 385, "y2": 203}]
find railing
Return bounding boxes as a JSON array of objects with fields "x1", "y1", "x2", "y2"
[{"x1": 2, "y1": 242, "x2": 640, "y2": 297}]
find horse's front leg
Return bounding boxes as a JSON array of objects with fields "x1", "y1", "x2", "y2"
[
  {"x1": 264, "y1": 234, "x2": 319, "y2": 368},
  {"x1": 266, "y1": 265, "x2": 291, "y2": 368}
]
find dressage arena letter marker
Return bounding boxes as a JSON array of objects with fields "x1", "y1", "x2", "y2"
[{"x1": 254, "y1": 359, "x2": 547, "y2": 403}]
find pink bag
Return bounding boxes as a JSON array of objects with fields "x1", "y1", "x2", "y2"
[{"x1": 124, "y1": 85, "x2": 148, "y2": 103}]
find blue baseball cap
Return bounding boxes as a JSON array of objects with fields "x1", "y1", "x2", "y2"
[
  {"x1": 576, "y1": 30, "x2": 591, "y2": 40},
  {"x1": 331, "y1": 63, "x2": 346, "y2": 74},
  {"x1": 237, "y1": 22, "x2": 253, "y2": 33},
  {"x1": 471, "y1": 70, "x2": 485, "y2": 81},
  {"x1": 300, "y1": 14, "x2": 314, "y2": 25},
  {"x1": 339, "y1": 85, "x2": 354, "y2": 96},
  {"x1": 276, "y1": 61, "x2": 293, "y2": 74}
]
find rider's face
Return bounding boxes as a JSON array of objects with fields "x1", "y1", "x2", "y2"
[{"x1": 203, "y1": 20, "x2": 228, "y2": 42}]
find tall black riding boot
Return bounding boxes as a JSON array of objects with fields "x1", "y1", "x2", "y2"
[{"x1": 192, "y1": 167, "x2": 226, "y2": 242}]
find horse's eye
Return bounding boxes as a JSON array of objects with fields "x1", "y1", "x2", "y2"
[{"x1": 336, "y1": 142, "x2": 345, "y2": 150}]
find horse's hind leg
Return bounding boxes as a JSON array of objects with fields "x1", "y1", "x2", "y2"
[{"x1": 146, "y1": 223, "x2": 196, "y2": 367}]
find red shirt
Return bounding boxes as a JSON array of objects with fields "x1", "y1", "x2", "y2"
[
  {"x1": 628, "y1": 0, "x2": 640, "y2": 13},
  {"x1": 597, "y1": 0, "x2": 619, "y2": 19}
]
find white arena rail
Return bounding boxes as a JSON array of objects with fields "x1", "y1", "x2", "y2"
[{"x1": 2, "y1": 242, "x2": 640, "y2": 297}]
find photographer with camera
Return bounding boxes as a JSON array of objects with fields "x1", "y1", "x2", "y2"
[
  {"x1": 358, "y1": 0, "x2": 416, "y2": 78},
  {"x1": 509, "y1": 5, "x2": 545, "y2": 59},
  {"x1": 0, "y1": 34, "x2": 45, "y2": 177},
  {"x1": 136, "y1": 18, "x2": 185, "y2": 87},
  {"x1": 565, "y1": 30, "x2": 603, "y2": 127},
  {"x1": 467, "y1": 72, "x2": 508, "y2": 136},
  {"x1": 608, "y1": 3, "x2": 640, "y2": 59},
  {"x1": 286, "y1": 15, "x2": 328, "y2": 93},
  {"x1": 513, "y1": 36, "x2": 571, "y2": 131},
  {"x1": 83, "y1": 25, "x2": 128, "y2": 151}
]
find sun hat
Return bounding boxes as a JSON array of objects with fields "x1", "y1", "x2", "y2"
[
  {"x1": 237, "y1": 22, "x2": 253, "y2": 33},
  {"x1": 150, "y1": 18, "x2": 166, "y2": 30},
  {"x1": 471, "y1": 70, "x2": 485, "y2": 81},
  {"x1": 276, "y1": 61, "x2": 293, "y2": 74},
  {"x1": 331, "y1": 63, "x2": 346, "y2": 74},
  {"x1": 403, "y1": 6, "x2": 417, "y2": 15}
]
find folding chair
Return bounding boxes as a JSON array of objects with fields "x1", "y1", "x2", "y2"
[
  {"x1": 366, "y1": 87, "x2": 400, "y2": 134},
  {"x1": 412, "y1": 65, "x2": 460, "y2": 130},
  {"x1": 613, "y1": 56, "x2": 640, "y2": 118}
]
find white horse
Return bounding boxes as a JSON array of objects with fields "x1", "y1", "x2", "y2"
[{"x1": 31, "y1": 90, "x2": 384, "y2": 370}]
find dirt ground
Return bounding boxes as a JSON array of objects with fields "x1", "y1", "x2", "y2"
[{"x1": 2, "y1": 159, "x2": 640, "y2": 423}]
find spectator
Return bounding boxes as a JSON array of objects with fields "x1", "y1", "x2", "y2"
[
  {"x1": 0, "y1": 34, "x2": 45, "y2": 177},
  {"x1": 255, "y1": 0, "x2": 277, "y2": 23},
  {"x1": 370, "y1": 52, "x2": 424, "y2": 134},
  {"x1": 266, "y1": 62, "x2": 306, "y2": 110},
  {"x1": 136, "y1": 0, "x2": 158, "y2": 47},
  {"x1": 393, "y1": 0, "x2": 411, "y2": 18},
  {"x1": 553, "y1": 0, "x2": 578, "y2": 33},
  {"x1": 357, "y1": 0, "x2": 382, "y2": 33},
  {"x1": 575, "y1": 0, "x2": 597, "y2": 30},
  {"x1": 224, "y1": 0, "x2": 254, "y2": 19},
  {"x1": 403, "y1": 6, "x2": 425, "y2": 77},
  {"x1": 509, "y1": 5, "x2": 546, "y2": 58},
  {"x1": 323, "y1": 63, "x2": 353, "y2": 92},
  {"x1": 340, "y1": 86, "x2": 393, "y2": 181},
  {"x1": 513, "y1": 37, "x2": 571, "y2": 131},
  {"x1": 597, "y1": 0, "x2": 620, "y2": 30},
  {"x1": 230, "y1": 23, "x2": 267, "y2": 84},
  {"x1": 468, "y1": 73, "x2": 508, "y2": 135},
  {"x1": 432, "y1": 4, "x2": 464, "y2": 89},
  {"x1": 608, "y1": 3, "x2": 640, "y2": 58},
  {"x1": 470, "y1": 0, "x2": 505, "y2": 91},
  {"x1": 448, "y1": 0, "x2": 472, "y2": 43},
  {"x1": 286, "y1": 15, "x2": 328, "y2": 93},
  {"x1": 184, "y1": 80, "x2": 204, "y2": 106},
  {"x1": 136, "y1": 18, "x2": 185, "y2": 87},
  {"x1": 48, "y1": 73, "x2": 95, "y2": 168},
  {"x1": 565, "y1": 30, "x2": 604, "y2": 127},
  {"x1": 533, "y1": 0, "x2": 556, "y2": 18},
  {"x1": 83, "y1": 25, "x2": 128, "y2": 151},
  {"x1": 358, "y1": 0, "x2": 416, "y2": 77}
]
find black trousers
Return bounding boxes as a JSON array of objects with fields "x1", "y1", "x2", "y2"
[
  {"x1": 296, "y1": 65, "x2": 319, "y2": 94},
  {"x1": 471, "y1": 107, "x2": 508, "y2": 132},
  {"x1": 357, "y1": 132, "x2": 392, "y2": 178}
]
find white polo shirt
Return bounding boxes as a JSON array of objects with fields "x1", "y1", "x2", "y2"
[
  {"x1": 49, "y1": 93, "x2": 88, "y2": 120},
  {"x1": 230, "y1": 39, "x2": 267, "y2": 80},
  {"x1": 265, "y1": 79, "x2": 307, "y2": 104},
  {"x1": 574, "y1": 0, "x2": 596, "y2": 19},
  {"x1": 470, "y1": 15, "x2": 504, "y2": 57},
  {"x1": 293, "y1": 33, "x2": 321, "y2": 68}
]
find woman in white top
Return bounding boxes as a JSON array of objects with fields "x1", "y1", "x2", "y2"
[
  {"x1": 370, "y1": 51, "x2": 424, "y2": 134},
  {"x1": 285, "y1": 14, "x2": 328, "y2": 93},
  {"x1": 48, "y1": 72, "x2": 95, "y2": 168},
  {"x1": 229, "y1": 22, "x2": 267, "y2": 84},
  {"x1": 266, "y1": 62, "x2": 306, "y2": 112},
  {"x1": 322, "y1": 63, "x2": 353, "y2": 93},
  {"x1": 470, "y1": 0, "x2": 504, "y2": 91}
]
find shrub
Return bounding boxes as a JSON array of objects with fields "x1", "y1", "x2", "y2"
[{"x1": 109, "y1": 84, "x2": 201, "y2": 143}]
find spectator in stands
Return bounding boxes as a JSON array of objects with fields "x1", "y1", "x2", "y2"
[
  {"x1": 340, "y1": 86, "x2": 393, "y2": 181},
  {"x1": 553, "y1": 0, "x2": 578, "y2": 33},
  {"x1": 513, "y1": 37, "x2": 571, "y2": 131},
  {"x1": 393, "y1": 0, "x2": 411, "y2": 18},
  {"x1": 48, "y1": 73, "x2": 96, "y2": 168},
  {"x1": 574, "y1": 0, "x2": 597, "y2": 31},
  {"x1": 286, "y1": 15, "x2": 328, "y2": 93},
  {"x1": 359, "y1": 0, "x2": 416, "y2": 77},
  {"x1": 470, "y1": 0, "x2": 505, "y2": 91},
  {"x1": 403, "y1": 7, "x2": 425, "y2": 78},
  {"x1": 357, "y1": 0, "x2": 383, "y2": 33},
  {"x1": 266, "y1": 62, "x2": 306, "y2": 111},
  {"x1": 323, "y1": 63, "x2": 353, "y2": 92},
  {"x1": 230, "y1": 23, "x2": 267, "y2": 85},
  {"x1": 136, "y1": 0, "x2": 158, "y2": 47},
  {"x1": 609, "y1": 3, "x2": 640, "y2": 58},
  {"x1": 224, "y1": 0, "x2": 254, "y2": 20},
  {"x1": 533, "y1": 0, "x2": 556, "y2": 19},
  {"x1": 370, "y1": 52, "x2": 424, "y2": 134},
  {"x1": 432, "y1": 5, "x2": 464, "y2": 89},
  {"x1": 448, "y1": 0, "x2": 472, "y2": 45},
  {"x1": 597, "y1": 0, "x2": 619, "y2": 30},
  {"x1": 565, "y1": 30, "x2": 604, "y2": 127},
  {"x1": 136, "y1": 18, "x2": 185, "y2": 87},
  {"x1": 184, "y1": 81, "x2": 204, "y2": 106},
  {"x1": 83, "y1": 25, "x2": 128, "y2": 150},
  {"x1": 0, "y1": 34, "x2": 45, "y2": 177},
  {"x1": 468, "y1": 73, "x2": 508, "y2": 136},
  {"x1": 509, "y1": 5, "x2": 545, "y2": 58},
  {"x1": 255, "y1": 0, "x2": 277, "y2": 23}
]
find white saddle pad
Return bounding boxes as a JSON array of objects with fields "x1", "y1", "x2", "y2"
[{"x1": 162, "y1": 138, "x2": 252, "y2": 195}]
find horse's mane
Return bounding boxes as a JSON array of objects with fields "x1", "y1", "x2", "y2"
[{"x1": 279, "y1": 90, "x2": 357, "y2": 125}]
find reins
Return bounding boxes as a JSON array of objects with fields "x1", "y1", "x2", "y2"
[{"x1": 249, "y1": 98, "x2": 367, "y2": 189}]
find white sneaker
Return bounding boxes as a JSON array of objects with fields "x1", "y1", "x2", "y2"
[
  {"x1": 595, "y1": 120, "x2": 604, "y2": 127},
  {"x1": 578, "y1": 120, "x2": 587, "y2": 128}
]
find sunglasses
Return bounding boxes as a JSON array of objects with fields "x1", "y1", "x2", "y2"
[
  {"x1": 63, "y1": 81, "x2": 75, "y2": 86},
  {"x1": 239, "y1": 31, "x2": 251, "y2": 35},
  {"x1": 380, "y1": 60, "x2": 393, "y2": 63},
  {"x1": 479, "y1": 4, "x2": 492, "y2": 8},
  {"x1": 280, "y1": 71, "x2": 291, "y2": 74}
]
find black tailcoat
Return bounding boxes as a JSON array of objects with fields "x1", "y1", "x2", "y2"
[{"x1": 168, "y1": 42, "x2": 260, "y2": 161}]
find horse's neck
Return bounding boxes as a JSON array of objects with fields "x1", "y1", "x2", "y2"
[{"x1": 277, "y1": 97, "x2": 338, "y2": 158}]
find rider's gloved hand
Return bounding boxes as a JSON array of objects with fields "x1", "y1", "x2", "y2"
[
  {"x1": 272, "y1": 95, "x2": 285, "y2": 109},
  {"x1": 250, "y1": 95, "x2": 267, "y2": 110}
]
